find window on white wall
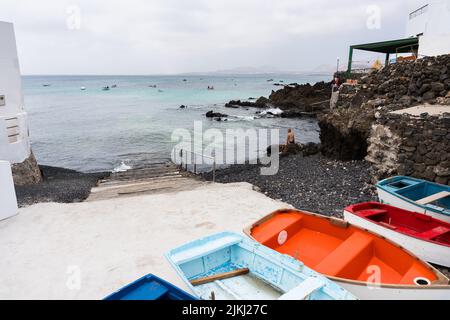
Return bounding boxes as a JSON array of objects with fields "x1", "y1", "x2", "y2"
[{"x1": 6, "y1": 118, "x2": 20, "y2": 143}]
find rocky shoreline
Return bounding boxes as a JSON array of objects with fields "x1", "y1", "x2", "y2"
[
  {"x1": 222, "y1": 81, "x2": 332, "y2": 119},
  {"x1": 15, "y1": 166, "x2": 108, "y2": 207},
  {"x1": 202, "y1": 153, "x2": 377, "y2": 217}
]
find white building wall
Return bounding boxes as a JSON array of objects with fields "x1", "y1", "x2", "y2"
[
  {"x1": 0, "y1": 161, "x2": 18, "y2": 221},
  {"x1": 419, "y1": 34, "x2": 450, "y2": 57},
  {"x1": 0, "y1": 21, "x2": 31, "y2": 164},
  {"x1": 406, "y1": 1, "x2": 450, "y2": 57}
]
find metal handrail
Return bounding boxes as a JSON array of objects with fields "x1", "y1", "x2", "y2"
[
  {"x1": 409, "y1": 4, "x2": 428, "y2": 20},
  {"x1": 173, "y1": 148, "x2": 216, "y2": 182}
]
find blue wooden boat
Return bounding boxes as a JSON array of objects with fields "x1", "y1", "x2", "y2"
[
  {"x1": 166, "y1": 232, "x2": 356, "y2": 300},
  {"x1": 104, "y1": 274, "x2": 197, "y2": 300},
  {"x1": 377, "y1": 176, "x2": 450, "y2": 223}
]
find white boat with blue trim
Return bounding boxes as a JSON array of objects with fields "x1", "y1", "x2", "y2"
[
  {"x1": 166, "y1": 232, "x2": 356, "y2": 300},
  {"x1": 376, "y1": 176, "x2": 450, "y2": 223}
]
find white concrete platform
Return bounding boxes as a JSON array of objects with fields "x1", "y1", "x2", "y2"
[
  {"x1": 0, "y1": 183, "x2": 290, "y2": 300},
  {"x1": 391, "y1": 105, "x2": 450, "y2": 116}
]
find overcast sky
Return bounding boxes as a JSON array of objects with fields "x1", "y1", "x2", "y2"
[{"x1": 1, "y1": 0, "x2": 427, "y2": 75}]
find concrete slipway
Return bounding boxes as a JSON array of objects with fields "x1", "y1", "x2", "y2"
[{"x1": 0, "y1": 183, "x2": 290, "y2": 300}]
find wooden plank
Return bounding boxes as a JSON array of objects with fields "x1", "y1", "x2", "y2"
[
  {"x1": 190, "y1": 269, "x2": 250, "y2": 286},
  {"x1": 416, "y1": 191, "x2": 450, "y2": 205},
  {"x1": 279, "y1": 277, "x2": 325, "y2": 300}
]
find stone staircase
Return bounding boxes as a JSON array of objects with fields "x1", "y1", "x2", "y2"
[{"x1": 87, "y1": 162, "x2": 207, "y2": 202}]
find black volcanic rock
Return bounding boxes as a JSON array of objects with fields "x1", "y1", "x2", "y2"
[
  {"x1": 206, "y1": 111, "x2": 228, "y2": 118},
  {"x1": 225, "y1": 97, "x2": 269, "y2": 109},
  {"x1": 269, "y1": 82, "x2": 331, "y2": 109}
]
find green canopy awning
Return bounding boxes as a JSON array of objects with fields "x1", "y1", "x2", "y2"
[{"x1": 347, "y1": 37, "x2": 419, "y2": 72}]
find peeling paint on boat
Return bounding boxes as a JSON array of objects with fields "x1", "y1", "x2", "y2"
[{"x1": 166, "y1": 232, "x2": 356, "y2": 300}]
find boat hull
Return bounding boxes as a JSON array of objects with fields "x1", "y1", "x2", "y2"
[
  {"x1": 338, "y1": 281, "x2": 450, "y2": 300},
  {"x1": 244, "y1": 209, "x2": 450, "y2": 300},
  {"x1": 377, "y1": 188, "x2": 450, "y2": 223},
  {"x1": 166, "y1": 232, "x2": 356, "y2": 300},
  {"x1": 104, "y1": 274, "x2": 197, "y2": 300},
  {"x1": 344, "y1": 210, "x2": 450, "y2": 268}
]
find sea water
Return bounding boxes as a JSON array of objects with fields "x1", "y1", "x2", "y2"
[{"x1": 23, "y1": 74, "x2": 329, "y2": 173}]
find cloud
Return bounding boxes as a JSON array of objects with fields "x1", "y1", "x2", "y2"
[{"x1": 0, "y1": 0, "x2": 426, "y2": 74}]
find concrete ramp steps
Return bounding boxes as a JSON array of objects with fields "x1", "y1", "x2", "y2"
[{"x1": 87, "y1": 163, "x2": 206, "y2": 202}]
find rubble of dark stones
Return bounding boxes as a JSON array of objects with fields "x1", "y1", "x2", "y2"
[
  {"x1": 265, "y1": 143, "x2": 321, "y2": 158},
  {"x1": 202, "y1": 153, "x2": 376, "y2": 217},
  {"x1": 15, "y1": 166, "x2": 108, "y2": 207}
]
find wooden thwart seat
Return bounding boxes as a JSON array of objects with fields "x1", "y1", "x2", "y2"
[
  {"x1": 359, "y1": 209, "x2": 388, "y2": 219},
  {"x1": 279, "y1": 277, "x2": 325, "y2": 300},
  {"x1": 314, "y1": 232, "x2": 373, "y2": 277},
  {"x1": 379, "y1": 221, "x2": 398, "y2": 230},
  {"x1": 416, "y1": 191, "x2": 450, "y2": 205},
  {"x1": 418, "y1": 227, "x2": 450, "y2": 240},
  {"x1": 190, "y1": 269, "x2": 250, "y2": 286}
]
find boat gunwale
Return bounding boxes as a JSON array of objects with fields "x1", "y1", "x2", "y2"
[
  {"x1": 376, "y1": 176, "x2": 450, "y2": 217},
  {"x1": 344, "y1": 202, "x2": 450, "y2": 248},
  {"x1": 103, "y1": 274, "x2": 198, "y2": 300},
  {"x1": 165, "y1": 232, "x2": 356, "y2": 300},
  {"x1": 243, "y1": 209, "x2": 450, "y2": 290},
  {"x1": 167, "y1": 235, "x2": 242, "y2": 265}
]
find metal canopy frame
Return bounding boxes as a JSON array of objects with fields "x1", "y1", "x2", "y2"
[{"x1": 347, "y1": 37, "x2": 419, "y2": 73}]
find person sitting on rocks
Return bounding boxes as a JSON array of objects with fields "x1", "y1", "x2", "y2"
[{"x1": 286, "y1": 128, "x2": 296, "y2": 145}]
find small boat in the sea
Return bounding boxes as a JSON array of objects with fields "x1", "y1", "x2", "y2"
[
  {"x1": 42, "y1": 84, "x2": 51, "y2": 87},
  {"x1": 102, "y1": 86, "x2": 110, "y2": 91},
  {"x1": 244, "y1": 209, "x2": 450, "y2": 300},
  {"x1": 111, "y1": 84, "x2": 117, "y2": 88},
  {"x1": 166, "y1": 232, "x2": 356, "y2": 300},
  {"x1": 80, "y1": 87, "x2": 86, "y2": 91},
  {"x1": 344, "y1": 202, "x2": 450, "y2": 268},
  {"x1": 376, "y1": 176, "x2": 450, "y2": 223},
  {"x1": 104, "y1": 274, "x2": 197, "y2": 300}
]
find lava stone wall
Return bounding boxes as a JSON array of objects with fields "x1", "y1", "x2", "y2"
[
  {"x1": 367, "y1": 112, "x2": 450, "y2": 185},
  {"x1": 320, "y1": 54, "x2": 450, "y2": 162}
]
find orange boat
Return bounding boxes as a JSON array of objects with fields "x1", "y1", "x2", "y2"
[{"x1": 244, "y1": 209, "x2": 450, "y2": 300}]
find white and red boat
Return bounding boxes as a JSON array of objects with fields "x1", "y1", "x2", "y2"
[{"x1": 344, "y1": 202, "x2": 450, "y2": 268}]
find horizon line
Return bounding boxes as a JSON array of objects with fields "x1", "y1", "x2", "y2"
[{"x1": 21, "y1": 71, "x2": 333, "y2": 77}]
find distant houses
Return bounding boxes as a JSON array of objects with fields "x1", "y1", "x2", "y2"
[{"x1": 347, "y1": 1, "x2": 450, "y2": 73}]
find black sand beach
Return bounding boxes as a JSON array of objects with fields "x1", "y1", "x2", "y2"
[
  {"x1": 15, "y1": 166, "x2": 108, "y2": 207},
  {"x1": 202, "y1": 153, "x2": 377, "y2": 217}
]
